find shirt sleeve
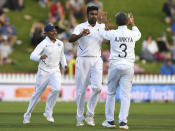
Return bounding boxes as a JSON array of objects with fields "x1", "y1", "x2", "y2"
[
  {"x1": 60, "y1": 44, "x2": 67, "y2": 68},
  {"x1": 131, "y1": 26, "x2": 141, "y2": 41},
  {"x1": 30, "y1": 41, "x2": 45, "y2": 61},
  {"x1": 99, "y1": 24, "x2": 113, "y2": 40},
  {"x1": 72, "y1": 25, "x2": 81, "y2": 35}
]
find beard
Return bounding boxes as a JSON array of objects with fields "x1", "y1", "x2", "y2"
[{"x1": 88, "y1": 18, "x2": 97, "y2": 25}]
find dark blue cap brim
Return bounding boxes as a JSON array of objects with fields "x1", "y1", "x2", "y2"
[{"x1": 44, "y1": 25, "x2": 55, "y2": 32}]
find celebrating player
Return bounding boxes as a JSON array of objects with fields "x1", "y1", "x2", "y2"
[
  {"x1": 99, "y1": 12, "x2": 141, "y2": 129},
  {"x1": 23, "y1": 24, "x2": 67, "y2": 124},
  {"x1": 69, "y1": 6, "x2": 104, "y2": 126}
]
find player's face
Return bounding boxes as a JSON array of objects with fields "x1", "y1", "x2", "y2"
[
  {"x1": 47, "y1": 28, "x2": 57, "y2": 40},
  {"x1": 88, "y1": 10, "x2": 98, "y2": 25}
]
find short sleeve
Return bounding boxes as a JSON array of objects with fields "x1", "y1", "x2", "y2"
[{"x1": 72, "y1": 25, "x2": 81, "y2": 35}]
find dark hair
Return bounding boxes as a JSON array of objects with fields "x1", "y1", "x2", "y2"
[
  {"x1": 115, "y1": 12, "x2": 128, "y2": 26},
  {"x1": 87, "y1": 6, "x2": 98, "y2": 14}
]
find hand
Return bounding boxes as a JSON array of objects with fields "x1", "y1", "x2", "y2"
[
  {"x1": 128, "y1": 12, "x2": 135, "y2": 26},
  {"x1": 98, "y1": 12, "x2": 108, "y2": 24},
  {"x1": 80, "y1": 29, "x2": 90, "y2": 37},
  {"x1": 40, "y1": 54, "x2": 47, "y2": 60}
]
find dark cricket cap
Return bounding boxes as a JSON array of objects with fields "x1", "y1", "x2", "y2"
[
  {"x1": 0, "y1": 10, "x2": 4, "y2": 15},
  {"x1": 44, "y1": 24, "x2": 55, "y2": 32}
]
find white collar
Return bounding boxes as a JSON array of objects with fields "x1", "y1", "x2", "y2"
[
  {"x1": 45, "y1": 36, "x2": 61, "y2": 46},
  {"x1": 118, "y1": 25, "x2": 127, "y2": 29},
  {"x1": 85, "y1": 21, "x2": 98, "y2": 27}
]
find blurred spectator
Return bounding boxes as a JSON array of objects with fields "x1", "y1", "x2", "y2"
[
  {"x1": 0, "y1": 17, "x2": 17, "y2": 46},
  {"x1": 157, "y1": 33, "x2": 170, "y2": 53},
  {"x1": 65, "y1": 49, "x2": 74, "y2": 63},
  {"x1": 102, "y1": 49, "x2": 110, "y2": 75},
  {"x1": 68, "y1": 56, "x2": 76, "y2": 76},
  {"x1": 38, "y1": 0, "x2": 51, "y2": 8},
  {"x1": 141, "y1": 35, "x2": 164, "y2": 62},
  {"x1": 163, "y1": 0, "x2": 175, "y2": 24},
  {"x1": 63, "y1": 39, "x2": 74, "y2": 53},
  {"x1": 170, "y1": 21, "x2": 175, "y2": 40},
  {"x1": 141, "y1": 35, "x2": 158, "y2": 61},
  {"x1": 30, "y1": 21, "x2": 44, "y2": 47},
  {"x1": 85, "y1": 0, "x2": 93, "y2": 3},
  {"x1": 170, "y1": 40, "x2": 175, "y2": 61},
  {"x1": 0, "y1": 35, "x2": 14, "y2": 66},
  {"x1": 49, "y1": 0, "x2": 65, "y2": 27},
  {"x1": 4, "y1": 0, "x2": 24, "y2": 11},
  {"x1": 160, "y1": 56, "x2": 175, "y2": 75},
  {"x1": 0, "y1": 10, "x2": 5, "y2": 27},
  {"x1": 66, "y1": 0, "x2": 86, "y2": 27},
  {"x1": 87, "y1": 0, "x2": 103, "y2": 12},
  {"x1": 0, "y1": 0, "x2": 6, "y2": 8},
  {"x1": 157, "y1": 33, "x2": 170, "y2": 59}
]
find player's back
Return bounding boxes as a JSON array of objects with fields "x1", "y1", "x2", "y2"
[
  {"x1": 99, "y1": 25, "x2": 141, "y2": 67},
  {"x1": 110, "y1": 26, "x2": 139, "y2": 66}
]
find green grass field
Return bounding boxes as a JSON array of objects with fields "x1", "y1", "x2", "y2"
[{"x1": 0, "y1": 102, "x2": 175, "y2": 131}]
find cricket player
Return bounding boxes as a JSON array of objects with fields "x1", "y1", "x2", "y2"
[
  {"x1": 23, "y1": 24, "x2": 67, "y2": 124},
  {"x1": 99, "y1": 12, "x2": 141, "y2": 129},
  {"x1": 69, "y1": 6, "x2": 104, "y2": 126}
]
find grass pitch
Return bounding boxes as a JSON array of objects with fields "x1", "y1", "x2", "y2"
[{"x1": 0, "y1": 102, "x2": 175, "y2": 131}]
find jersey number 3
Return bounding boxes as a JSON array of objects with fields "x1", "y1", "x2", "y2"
[{"x1": 118, "y1": 43, "x2": 127, "y2": 58}]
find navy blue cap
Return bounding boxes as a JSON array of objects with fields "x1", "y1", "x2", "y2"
[{"x1": 44, "y1": 24, "x2": 55, "y2": 32}]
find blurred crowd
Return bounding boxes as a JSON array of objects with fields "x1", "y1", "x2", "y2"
[
  {"x1": 0, "y1": 8, "x2": 17, "y2": 66},
  {"x1": 1, "y1": 0, "x2": 175, "y2": 75},
  {"x1": 138, "y1": 0, "x2": 175, "y2": 75},
  {"x1": 30, "y1": 0, "x2": 106, "y2": 76}
]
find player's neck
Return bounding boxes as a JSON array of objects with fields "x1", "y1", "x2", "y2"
[
  {"x1": 88, "y1": 21, "x2": 96, "y2": 27},
  {"x1": 48, "y1": 37, "x2": 56, "y2": 43}
]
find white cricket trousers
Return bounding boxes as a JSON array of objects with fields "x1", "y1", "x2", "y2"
[
  {"x1": 105, "y1": 62, "x2": 134, "y2": 123},
  {"x1": 24, "y1": 68, "x2": 61, "y2": 118},
  {"x1": 75, "y1": 56, "x2": 103, "y2": 122}
]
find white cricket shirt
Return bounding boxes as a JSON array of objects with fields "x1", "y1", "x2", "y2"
[
  {"x1": 99, "y1": 24, "x2": 141, "y2": 67},
  {"x1": 30, "y1": 36, "x2": 67, "y2": 72},
  {"x1": 72, "y1": 21, "x2": 103, "y2": 57}
]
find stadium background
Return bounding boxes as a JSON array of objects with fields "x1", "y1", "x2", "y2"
[{"x1": 0, "y1": 0, "x2": 175, "y2": 131}]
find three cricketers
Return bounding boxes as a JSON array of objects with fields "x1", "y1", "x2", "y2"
[{"x1": 24, "y1": 6, "x2": 141, "y2": 130}]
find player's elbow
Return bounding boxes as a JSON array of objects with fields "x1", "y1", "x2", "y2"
[{"x1": 69, "y1": 37, "x2": 75, "y2": 43}]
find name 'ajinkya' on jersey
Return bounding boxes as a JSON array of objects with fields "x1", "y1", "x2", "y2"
[
  {"x1": 99, "y1": 24, "x2": 141, "y2": 67},
  {"x1": 72, "y1": 21, "x2": 104, "y2": 57}
]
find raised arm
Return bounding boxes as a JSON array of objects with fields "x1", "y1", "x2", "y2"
[
  {"x1": 128, "y1": 12, "x2": 141, "y2": 41},
  {"x1": 99, "y1": 24, "x2": 113, "y2": 41}
]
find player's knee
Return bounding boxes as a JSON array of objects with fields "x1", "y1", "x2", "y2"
[
  {"x1": 92, "y1": 88, "x2": 101, "y2": 94},
  {"x1": 52, "y1": 88, "x2": 60, "y2": 93},
  {"x1": 107, "y1": 92, "x2": 116, "y2": 96}
]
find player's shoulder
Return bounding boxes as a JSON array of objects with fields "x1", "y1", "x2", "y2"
[
  {"x1": 38, "y1": 37, "x2": 47, "y2": 46},
  {"x1": 76, "y1": 21, "x2": 89, "y2": 28},
  {"x1": 56, "y1": 39, "x2": 64, "y2": 46}
]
